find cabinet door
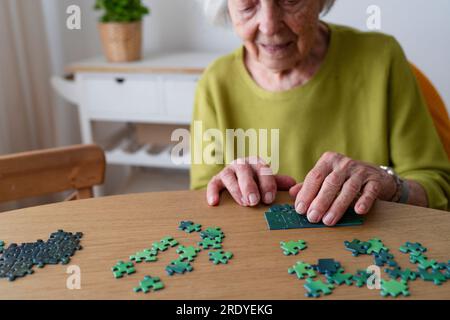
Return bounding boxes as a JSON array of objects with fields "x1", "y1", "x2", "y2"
[
  {"x1": 163, "y1": 78, "x2": 198, "y2": 122},
  {"x1": 81, "y1": 75, "x2": 162, "y2": 122}
]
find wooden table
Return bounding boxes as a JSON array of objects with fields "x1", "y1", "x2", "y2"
[{"x1": 0, "y1": 191, "x2": 449, "y2": 300}]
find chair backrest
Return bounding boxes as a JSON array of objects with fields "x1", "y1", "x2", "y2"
[
  {"x1": 0, "y1": 144, "x2": 106, "y2": 203},
  {"x1": 411, "y1": 63, "x2": 450, "y2": 159}
]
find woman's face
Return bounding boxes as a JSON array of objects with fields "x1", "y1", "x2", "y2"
[{"x1": 228, "y1": 0, "x2": 323, "y2": 71}]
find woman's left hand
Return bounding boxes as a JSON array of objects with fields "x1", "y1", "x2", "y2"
[{"x1": 289, "y1": 151, "x2": 398, "y2": 226}]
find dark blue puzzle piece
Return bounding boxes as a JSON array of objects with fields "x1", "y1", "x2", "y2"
[
  {"x1": 264, "y1": 204, "x2": 363, "y2": 230},
  {"x1": 312, "y1": 259, "x2": 341, "y2": 276}
]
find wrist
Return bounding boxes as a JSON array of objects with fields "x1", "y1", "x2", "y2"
[{"x1": 379, "y1": 166, "x2": 409, "y2": 203}]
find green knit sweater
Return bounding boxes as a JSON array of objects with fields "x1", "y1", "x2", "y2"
[{"x1": 190, "y1": 23, "x2": 450, "y2": 211}]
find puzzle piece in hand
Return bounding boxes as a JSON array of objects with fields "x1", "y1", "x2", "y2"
[
  {"x1": 312, "y1": 259, "x2": 341, "y2": 276},
  {"x1": 198, "y1": 238, "x2": 222, "y2": 250},
  {"x1": 418, "y1": 268, "x2": 447, "y2": 285},
  {"x1": 176, "y1": 246, "x2": 201, "y2": 261},
  {"x1": 152, "y1": 236, "x2": 178, "y2": 252},
  {"x1": 352, "y1": 269, "x2": 373, "y2": 287},
  {"x1": 133, "y1": 275, "x2": 164, "y2": 293},
  {"x1": 264, "y1": 204, "x2": 363, "y2": 230},
  {"x1": 130, "y1": 249, "x2": 157, "y2": 263},
  {"x1": 380, "y1": 279, "x2": 410, "y2": 298},
  {"x1": 399, "y1": 242, "x2": 427, "y2": 256},
  {"x1": 178, "y1": 221, "x2": 202, "y2": 233},
  {"x1": 304, "y1": 278, "x2": 334, "y2": 298},
  {"x1": 208, "y1": 250, "x2": 233, "y2": 264},
  {"x1": 344, "y1": 239, "x2": 370, "y2": 256},
  {"x1": 373, "y1": 249, "x2": 397, "y2": 267},
  {"x1": 385, "y1": 267, "x2": 418, "y2": 281},
  {"x1": 200, "y1": 227, "x2": 225, "y2": 241},
  {"x1": 366, "y1": 238, "x2": 387, "y2": 255},
  {"x1": 112, "y1": 261, "x2": 136, "y2": 279},
  {"x1": 288, "y1": 261, "x2": 316, "y2": 279},
  {"x1": 409, "y1": 254, "x2": 439, "y2": 270},
  {"x1": 280, "y1": 240, "x2": 307, "y2": 256},
  {"x1": 166, "y1": 261, "x2": 193, "y2": 276},
  {"x1": 326, "y1": 268, "x2": 353, "y2": 286}
]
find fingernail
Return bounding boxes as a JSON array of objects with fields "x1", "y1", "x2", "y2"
[
  {"x1": 264, "y1": 192, "x2": 274, "y2": 203},
  {"x1": 296, "y1": 201, "x2": 306, "y2": 214},
  {"x1": 208, "y1": 196, "x2": 215, "y2": 205},
  {"x1": 248, "y1": 193, "x2": 258, "y2": 206},
  {"x1": 241, "y1": 196, "x2": 248, "y2": 206},
  {"x1": 358, "y1": 204, "x2": 366, "y2": 213},
  {"x1": 323, "y1": 212, "x2": 334, "y2": 225},
  {"x1": 308, "y1": 210, "x2": 321, "y2": 223}
]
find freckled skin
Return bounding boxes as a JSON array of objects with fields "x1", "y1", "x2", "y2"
[{"x1": 228, "y1": 0, "x2": 328, "y2": 91}]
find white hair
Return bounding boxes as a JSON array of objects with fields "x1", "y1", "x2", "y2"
[{"x1": 198, "y1": 0, "x2": 336, "y2": 27}]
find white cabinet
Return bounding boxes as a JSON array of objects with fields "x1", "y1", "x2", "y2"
[{"x1": 52, "y1": 52, "x2": 220, "y2": 170}]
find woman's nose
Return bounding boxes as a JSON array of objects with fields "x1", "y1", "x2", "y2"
[{"x1": 258, "y1": 3, "x2": 283, "y2": 36}]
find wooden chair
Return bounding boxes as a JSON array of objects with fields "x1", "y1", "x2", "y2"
[
  {"x1": 0, "y1": 144, "x2": 106, "y2": 203},
  {"x1": 411, "y1": 64, "x2": 450, "y2": 159}
]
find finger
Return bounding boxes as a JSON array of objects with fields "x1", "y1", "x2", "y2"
[
  {"x1": 289, "y1": 183, "x2": 303, "y2": 198},
  {"x1": 307, "y1": 170, "x2": 347, "y2": 223},
  {"x1": 250, "y1": 162, "x2": 277, "y2": 204},
  {"x1": 219, "y1": 167, "x2": 246, "y2": 206},
  {"x1": 294, "y1": 154, "x2": 334, "y2": 215},
  {"x1": 275, "y1": 175, "x2": 297, "y2": 191},
  {"x1": 322, "y1": 173, "x2": 364, "y2": 226},
  {"x1": 354, "y1": 180, "x2": 381, "y2": 214},
  {"x1": 206, "y1": 175, "x2": 224, "y2": 206},
  {"x1": 234, "y1": 163, "x2": 260, "y2": 206}
]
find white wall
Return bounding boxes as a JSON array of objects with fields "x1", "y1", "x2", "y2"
[{"x1": 42, "y1": 0, "x2": 450, "y2": 116}]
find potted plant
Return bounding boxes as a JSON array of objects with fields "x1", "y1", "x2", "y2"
[{"x1": 94, "y1": 0, "x2": 150, "y2": 62}]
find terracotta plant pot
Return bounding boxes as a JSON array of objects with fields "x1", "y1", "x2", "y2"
[{"x1": 98, "y1": 21, "x2": 143, "y2": 62}]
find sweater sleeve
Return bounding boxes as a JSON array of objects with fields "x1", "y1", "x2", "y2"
[
  {"x1": 189, "y1": 78, "x2": 225, "y2": 190},
  {"x1": 387, "y1": 37, "x2": 450, "y2": 211}
]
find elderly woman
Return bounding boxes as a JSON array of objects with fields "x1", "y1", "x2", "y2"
[{"x1": 190, "y1": 0, "x2": 450, "y2": 225}]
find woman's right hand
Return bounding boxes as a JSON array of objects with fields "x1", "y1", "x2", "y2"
[{"x1": 206, "y1": 157, "x2": 297, "y2": 206}]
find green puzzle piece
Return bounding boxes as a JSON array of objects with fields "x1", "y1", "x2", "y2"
[
  {"x1": 352, "y1": 269, "x2": 373, "y2": 287},
  {"x1": 178, "y1": 221, "x2": 202, "y2": 233},
  {"x1": 130, "y1": 249, "x2": 157, "y2": 263},
  {"x1": 304, "y1": 278, "x2": 334, "y2": 298},
  {"x1": 280, "y1": 240, "x2": 307, "y2": 255},
  {"x1": 198, "y1": 238, "x2": 222, "y2": 250},
  {"x1": 209, "y1": 250, "x2": 233, "y2": 264},
  {"x1": 399, "y1": 242, "x2": 427, "y2": 256},
  {"x1": 112, "y1": 261, "x2": 136, "y2": 279},
  {"x1": 366, "y1": 238, "x2": 387, "y2": 255},
  {"x1": 418, "y1": 269, "x2": 447, "y2": 285},
  {"x1": 409, "y1": 254, "x2": 439, "y2": 270},
  {"x1": 134, "y1": 275, "x2": 164, "y2": 293},
  {"x1": 200, "y1": 227, "x2": 225, "y2": 241},
  {"x1": 326, "y1": 268, "x2": 353, "y2": 286},
  {"x1": 152, "y1": 236, "x2": 178, "y2": 252},
  {"x1": 166, "y1": 261, "x2": 193, "y2": 276},
  {"x1": 288, "y1": 261, "x2": 316, "y2": 279},
  {"x1": 176, "y1": 245, "x2": 201, "y2": 261},
  {"x1": 380, "y1": 279, "x2": 410, "y2": 298}
]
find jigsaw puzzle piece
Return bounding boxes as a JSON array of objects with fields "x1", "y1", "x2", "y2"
[
  {"x1": 304, "y1": 278, "x2": 334, "y2": 298},
  {"x1": 112, "y1": 261, "x2": 136, "y2": 279},
  {"x1": 380, "y1": 279, "x2": 410, "y2": 298},
  {"x1": 418, "y1": 268, "x2": 447, "y2": 285},
  {"x1": 134, "y1": 275, "x2": 164, "y2": 293},
  {"x1": 366, "y1": 238, "x2": 387, "y2": 255},
  {"x1": 312, "y1": 258, "x2": 341, "y2": 276},
  {"x1": 208, "y1": 250, "x2": 233, "y2": 264},
  {"x1": 344, "y1": 239, "x2": 370, "y2": 256},
  {"x1": 198, "y1": 238, "x2": 222, "y2": 250},
  {"x1": 166, "y1": 261, "x2": 193, "y2": 276},
  {"x1": 176, "y1": 246, "x2": 201, "y2": 262},
  {"x1": 130, "y1": 249, "x2": 157, "y2": 263},
  {"x1": 326, "y1": 268, "x2": 353, "y2": 286},
  {"x1": 200, "y1": 227, "x2": 225, "y2": 241},
  {"x1": 178, "y1": 221, "x2": 202, "y2": 233},
  {"x1": 373, "y1": 249, "x2": 397, "y2": 267},
  {"x1": 399, "y1": 242, "x2": 427, "y2": 256},
  {"x1": 280, "y1": 240, "x2": 307, "y2": 256},
  {"x1": 288, "y1": 261, "x2": 316, "y2": 279}
]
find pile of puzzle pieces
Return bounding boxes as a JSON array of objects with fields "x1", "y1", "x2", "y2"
[
  {"x1": 0, "y1": 230, "x2": 83, "y2": 281},
  {"x1": 111, "y1": 221, "x2": 233, "y2": 294},
  {"x1": 284, "y1": 237, "x2": 449, "y2": 298}
]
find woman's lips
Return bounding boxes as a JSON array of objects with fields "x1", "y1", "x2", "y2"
[{"x1": 260, "y1": 42, "x2": 293, "y2": 54}]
